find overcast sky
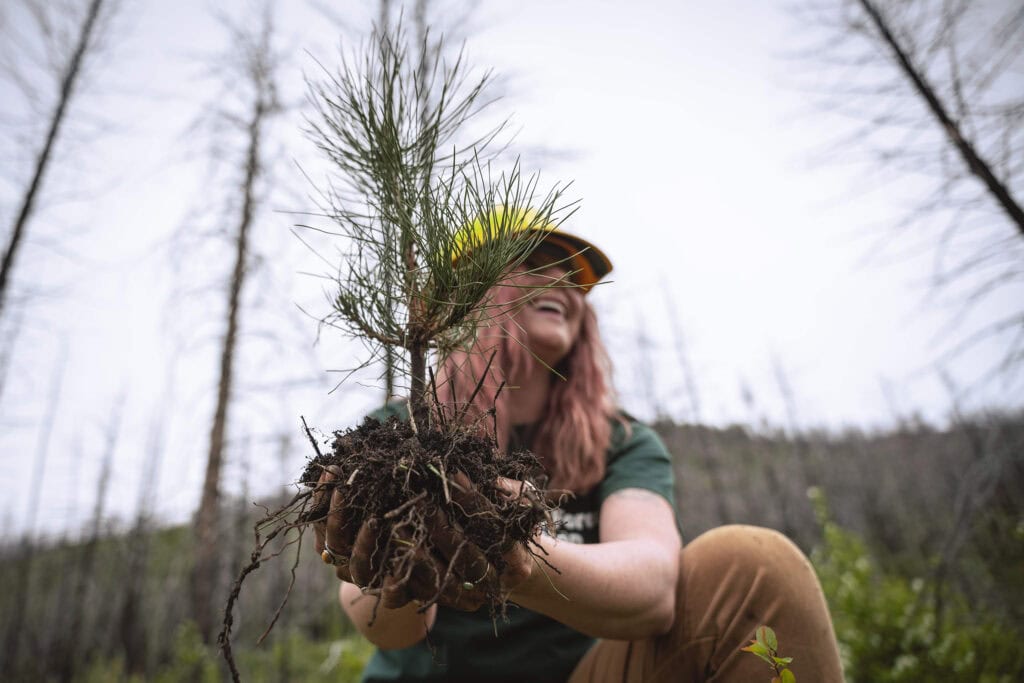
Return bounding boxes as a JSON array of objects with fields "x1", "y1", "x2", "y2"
[{"x1": 1, "y1": 0, "x2": 1021, "y2": 537}]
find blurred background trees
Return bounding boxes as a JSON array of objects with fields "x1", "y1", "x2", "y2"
[
  {"x1": 795, "y1": 0, "x2": 1024, "y2": 388},
  {"x1": 0, "y1": 0, "x2": 116, "y2": 321}
]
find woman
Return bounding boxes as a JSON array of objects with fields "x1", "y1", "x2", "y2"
[{"x1": 314, "y1": 218, "x2": 844, "y2": 682}]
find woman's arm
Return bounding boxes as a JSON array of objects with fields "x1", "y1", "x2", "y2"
[
  {"x1": 508, "y1": 487, "x2": 681, "y2": 640},
  {"x1": 338, "y1": 486, "x2": 679, "y2": 645},
  {"x1": 339, "y1": 582, "x2": 436, "y2": 650}
]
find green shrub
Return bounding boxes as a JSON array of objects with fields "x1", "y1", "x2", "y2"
[
  {"x1": 67, "y1": 623, "x2": 374, "y2": 683},
  {"x1": 152, "y1": 621, "x2": 222, "y2": 683},
  {"x1": 234, "y1": 628, "x2": 374, "y2": 682},
  {"x1": 809, "y1": 487, "x2": 1023, "y2": 683}
]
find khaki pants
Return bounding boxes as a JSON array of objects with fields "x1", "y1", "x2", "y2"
[{"x1": 569, "y1": 525, "x2": 844, "y2": 682}]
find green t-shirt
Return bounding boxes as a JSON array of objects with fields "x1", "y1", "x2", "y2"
[{"x1": 358, "y1": 407, "x2": 676, "y2": 683}]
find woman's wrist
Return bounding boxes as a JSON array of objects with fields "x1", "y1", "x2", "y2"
[{"x1": 340, "y1": 582, "x2": 436, "y2": 650}]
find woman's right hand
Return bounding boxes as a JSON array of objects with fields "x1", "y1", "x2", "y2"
[
  {"x1": 310, "y1": 466, "x2": 356, "y2": 583},
  {"x1": 310, "y1": 467, "x2": 501, "y2": 612}
]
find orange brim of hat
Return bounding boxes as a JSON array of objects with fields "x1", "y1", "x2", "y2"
[
  {"x1": 529, "y1": 229, "x2": 613, "y2": 294},
  {"x1": 451, "y1": 207, "x2": 613, "y2": 293}
]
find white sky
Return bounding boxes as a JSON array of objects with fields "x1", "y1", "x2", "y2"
[{"x1": 1, "y1": 0, "x2": 1021, "y2": 538}]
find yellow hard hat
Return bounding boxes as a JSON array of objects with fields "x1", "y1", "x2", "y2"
[{"x1": 452, "y1": 207, "x2": 612, "y2": 293}]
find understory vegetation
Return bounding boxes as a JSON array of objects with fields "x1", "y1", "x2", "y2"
[{"x1": 2, "y1": 410, "x2": 1021, "y2": 682}]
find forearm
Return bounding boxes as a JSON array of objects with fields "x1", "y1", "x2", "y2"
[
  {"x1": 510, "y1": 534, "x2": 679, "y2": 639},
  {"x1": 339, "y1": 582, "x2": 436, "y2": 650}
]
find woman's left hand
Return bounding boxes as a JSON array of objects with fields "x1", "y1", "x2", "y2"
[{"x1": 416, "y1": 472, "x2": 534, "y2": 609}]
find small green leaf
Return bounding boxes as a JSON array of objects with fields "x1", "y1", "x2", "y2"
[
  {"x1": 741, "y1": 647, "x2": 775, "y2": 667},
  {"x1": 773, "y1": 656, "x2": 794, "y2": 666},
  {"x1": 756, "y1": 625, "x2": 778, "y2": 652},
  {"x1": 755, "y1": 626, "x2": 768, "y2": 648},
  {"x1": 780, "y1": 668, "x2": 796, "y2": 683},
  {"x1": 741, "y1": 638, "x2": 782, "y2": 667},
  {"x1": 741, "y1": 642, "x2": 769, "y2": 657}
]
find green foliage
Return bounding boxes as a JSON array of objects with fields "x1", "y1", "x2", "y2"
[
  {"x1": 808, "y1": 487, "x2": 1024, "y2": 683},
  {"x1": 155, "y1": 621, "x2": 223, "y2": 683},
  {"x1": 66, "y1": 624, "x2": 374, "y2": 683},
  {"x1": 742, "y1": 624, "x2": 796, "y2": 682},
  {"x1": 233, "y1": 629, "x2": 374, "y2": 683},
  {"x1": 5, "y1": 414, "x2": 1020, "y2": 682}
]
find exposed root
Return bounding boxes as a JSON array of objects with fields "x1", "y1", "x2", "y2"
[
  {"x1": 219, "y1": 413, "x2": 554, "y2": 682},
  {"x1": 219, "y1": 490, "x2": 315, "y2": 682}
]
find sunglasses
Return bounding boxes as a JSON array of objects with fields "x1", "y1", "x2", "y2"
[{"x1": 522, "y1": 242, "x2": 583, "y2": 282}]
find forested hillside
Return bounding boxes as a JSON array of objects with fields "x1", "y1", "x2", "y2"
[{"x1": 2, "y1": 411, "x2": 1021, "y2": 682}]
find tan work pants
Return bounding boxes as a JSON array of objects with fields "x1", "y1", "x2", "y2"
[{"x1": 569, "y1": 525, "x2": 844, "y2": 682}]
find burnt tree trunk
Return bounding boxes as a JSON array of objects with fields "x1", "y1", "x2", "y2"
[
  {"x1": 192, "y1": 48, "x2": 274, "y2": 642},
  {"x1": 119, "y1": 398, "x2": 169, "y2": 674},
  {"x1": 663, "y1": 291, "x2": 732, "y2": 524},
  {"x1": 0, "y1": 0, "x2": 105, "y2": 320},
  {"x1": 0, "y1": 306, "x2": 25, "y2": 406},
  {"x1": 2, "y1": 341, "x2": 67, "y2": 671},
  {"x1": 58, "y1": 396, "x2": 122, "y2": 682}
]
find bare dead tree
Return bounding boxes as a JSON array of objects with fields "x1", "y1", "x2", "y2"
[
  {"x1": 632, "y1": 311, "x2": 664, "y2": 422},
  {"x1": 920, "y1": 373, "x2": 1024, "y2": 634},
  {"x1": 771, "y1": 354, "x2": 819, "y2": 483},
  {"x1": 795, "y1": 0, "x2": 1024, "y2": 385},
  {"x1": 192, "y1": 6, "x2": 282, "y2": 644},
  {"x1": 57, "y1": 393, "x2": 123, "y2": 682},
  {"x1": 117, "y1": 392, "x2": 169, "y2": 675},
  {"x1": 2, "y1": 338, "x2": 67, "y2": 669},
  {"x1": 662, "y1": 286, "x2": 732, "y2": 524},
  {"x1": 0, "y1": 306, "x2": 25, "y2": 409},
  {"x1": 739, "y1": 379, "x2": 797, "y2": 538},
  {"x1": 855, "y1": 0, "x2": 1024, "y2": 234},
  {"x1": 0, "y1": 0, "x2": 112, "y2": 321}
]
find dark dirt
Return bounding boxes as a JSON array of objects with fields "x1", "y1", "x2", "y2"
[
  {"x1": 300, "y1": 414, "x2": 553, "y2": 606},
  {"x1": 220, "y1": 414, "x2": 553, "y2": 682}
]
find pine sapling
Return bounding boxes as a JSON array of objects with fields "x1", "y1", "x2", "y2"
[{"x1": 219, "y1": 22, "x2": 578, "y2": 681}]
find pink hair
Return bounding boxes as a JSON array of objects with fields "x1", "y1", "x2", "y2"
[{"x1": 438, "y1": 273, "x2": 618, "y2": 494}]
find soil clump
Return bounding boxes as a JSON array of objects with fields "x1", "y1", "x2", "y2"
[{"x1": 301, "y1": 414, "x2": 553, "y2": 609}]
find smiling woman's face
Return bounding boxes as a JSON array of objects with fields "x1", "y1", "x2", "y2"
[{"x1": 510, "y1": 260, "x2": 585, "y2": 368}]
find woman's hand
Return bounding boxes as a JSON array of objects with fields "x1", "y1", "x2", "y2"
[
  {"x1": 311, "y1": 467, "x2": 535, "y2": 612},
  {"x1": 424, "y1": 472, "x2": 536, "y2": 604},
  {"x1": 311, "y1": 466, "x2": 357, "y2": 582}
]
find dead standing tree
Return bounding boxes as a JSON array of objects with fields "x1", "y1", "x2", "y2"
[
  {"x1": 661, "y1": 287, "x2": 733, "y2": 524},
  {"x1": 1, "y1": 338, "x2": 67, "y2": 672},
  {"x1": 796, "y1": 0, "x2": 1024, "y2": 383},
  {"x1": 117, "y1": 389, "x2": 170, "y2": 675},
  {"x1": 191, "y1": 7, "x2": 282, "y2": 644},
  {"x1": 56, "y1": 393, "x2": 123, "y2": 683},
  {"x1": 0, "y1": 0, "x2": 110, "y2": 321},
  {"x1": 852, "y1": 0, "x2": 1024, "y2": 233}
]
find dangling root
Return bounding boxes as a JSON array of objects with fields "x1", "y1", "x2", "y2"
[{"x1": 218, "y1": 413, "x2": 554, "y2": 682}]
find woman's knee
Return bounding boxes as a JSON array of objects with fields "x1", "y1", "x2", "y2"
[
  {"x1": 679, "y1": 525, "x2": 821, "y2": 616},
  {"x1": 686, "y1": 524, "x2": 808, "y2": 570},
  {"x1": 678, "y1": 526, "x2": 844, "y2": 680}
]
